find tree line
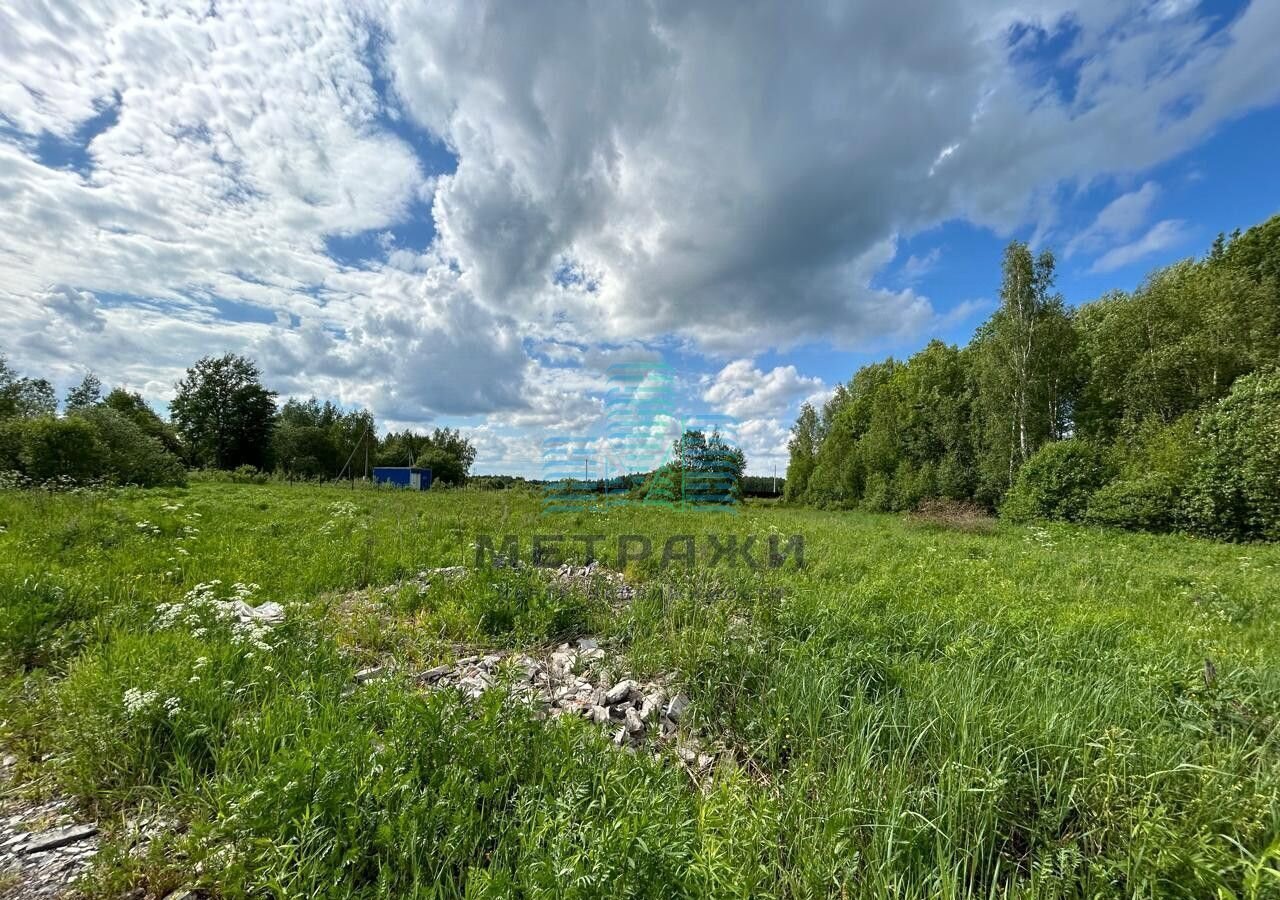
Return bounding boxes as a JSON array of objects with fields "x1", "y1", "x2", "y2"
[
  {"x1": 784, "y1": 214, "x2": 1280, "y2": 541},
  {"x1": 0, "y1": 353, "x2": 476, "y2": 488}
]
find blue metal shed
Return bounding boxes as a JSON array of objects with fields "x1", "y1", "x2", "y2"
[{"x1": 372, "y1": 466, "x2": 433, "y2": 490}]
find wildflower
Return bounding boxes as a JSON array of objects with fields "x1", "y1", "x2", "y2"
[{"x1": 123, "y1": 687, "x2": 159, "y2": 716}]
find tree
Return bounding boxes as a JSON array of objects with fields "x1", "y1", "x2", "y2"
[
  {"x1": 170, "y1": 354, "x2": 277, "y2": 470},
  {"x1": 103, "y1": 389, "x2": 183, "y2": 457},
  {"x1": 0, "y1": 357, "x2": 16, "y2": 420},
  {"x1": 974, "y1": 242, "x2": 1079, "y2": 502},
  {"x1": 783, "y1": 403, "x2": 820, "y2": 501},
  {"x1": 777, "y1": 212, "x2": 1280, "y2": 536},
  {"x1": 64, "y1": 373, "x2": 103, "y2": 412},
  {"x1": 427, "y1": 428, "x2": 478, "y2": 483},
  {"x1": 643, "y1": 428, "x2": 745, "y2": 505},
  {"x1": 12, "y1": 417, "x2": 107, "y2": 483},
  {"x1": 0, "y1": 357, "x2": 56, "y2": 420}
]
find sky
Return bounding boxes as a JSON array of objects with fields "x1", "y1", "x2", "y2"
[{"x1": 1, "y1": 0, "x2": 1278, "y2": 477}]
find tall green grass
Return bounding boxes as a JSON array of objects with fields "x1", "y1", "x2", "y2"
[{"x1": 1, "y1": 482, "x2": 1278, "y2": 897}]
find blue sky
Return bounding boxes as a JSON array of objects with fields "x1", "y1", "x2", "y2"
[{"x1": 1, "y1": 0, "x2": 1278, "y2": 476}]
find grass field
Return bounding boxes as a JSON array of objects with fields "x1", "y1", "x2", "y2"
[{"x1": 2, "y1": 481, "x2": 1279, "y2": 898}]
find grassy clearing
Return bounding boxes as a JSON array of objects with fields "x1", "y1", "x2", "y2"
[{"x1": 1, "y1": 481, "x2": 1279, "y2": 897}]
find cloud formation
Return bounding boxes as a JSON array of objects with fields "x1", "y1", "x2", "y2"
[
  {"x1": 1090, "y1": 218, "x2": 1192, "y2": 273},
  {"x1": 0, "y1": 0, "x2": 1277, "y2": 473}
]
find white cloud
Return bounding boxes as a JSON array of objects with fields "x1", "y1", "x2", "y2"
[
  {"x1": 735, "y1": 418, "x2": 792, "y2": 476},
  {"x1": 1065, "y1": 182, "x2": 1161, "y2": 258},
  {"x1": 1089, "y1": 219, "x2": 1192, "y2": 273},
  {"x1": 900, "y1": 248, "x2": 943, "y2": 284},
  {"x1": 383, "y1": 0, "x2": 1280, "y2": 350},
  {"x1": 703, "y1": 360, "x2": 825, "y2": 421}
]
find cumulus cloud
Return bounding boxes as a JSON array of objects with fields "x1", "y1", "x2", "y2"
[
  {"x1": 382, "y1": 0, "x2": 1280, "y2": 350},
  {"x1": 735, "y1": 418, "x2": 792, "y2": 476},
  {"x1": 703, "y1": 360, "x2": 825, "y2": 421}
]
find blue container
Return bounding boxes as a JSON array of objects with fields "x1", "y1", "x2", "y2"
[{"x1": 372, "y1": 466, "x2": 433, "y2": 490}]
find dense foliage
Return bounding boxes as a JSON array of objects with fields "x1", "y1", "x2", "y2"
[
  {"x1": 0, "y1": 353, "x2": 478, "y2": 488},
  {"x1": 786, "y1": 215, "x2": 1280, "y2": 540},
  {"x1": 170, "y1": 354, "x2": 279, "y2": 471}
]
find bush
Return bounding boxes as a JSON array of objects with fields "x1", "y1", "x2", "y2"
[
  {"x1": 1002, "y1": 439, "x2": 1111, "y2": 523},
  {"x1": 0, "y1": 419, "x2": 21, "y2": 472},
  {"x1": 1085, "y1": 473, "x2": 1181, "y2": 531},
  {"x1": 12, "y1": 417, "x2": 107, "y2": 483},
  {"x1": 71, "y1": 407, "x2": 186, "y2": 487},
  {"x1": 909, "y1": 498, "x2": 997, "y2": 533},
  {"x1": 1183, "y1": 369, "x2": 1280, "y2": 541},
  {"x1": 1082, "y1": 418, "x2": 1201, "y2": 532}
]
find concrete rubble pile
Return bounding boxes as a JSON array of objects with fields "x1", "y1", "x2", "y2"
[{"x1": 358, "y1": 637, "x2": 714, "y2": 773}]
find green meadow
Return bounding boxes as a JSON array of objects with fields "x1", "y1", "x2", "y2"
[{"x1": 2, "y1": 480, "x2": 1279, "y2": 898}]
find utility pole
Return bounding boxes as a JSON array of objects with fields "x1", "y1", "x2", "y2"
[{"x1": 772, "y1": 464, "x2": 776, "y2": 495}]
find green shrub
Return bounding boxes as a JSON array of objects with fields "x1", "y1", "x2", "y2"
[
  {"x1": 862, "y1": 471, "x2": 891, "y2": 512},
  {"x1": 71, "y1": 406, "x2": 186, "y2": 487},
  {"x1": 1183, "y1": 369, "x2": 1280, "y2": 540},
  {"x1": 1002, "y1": 439, "x2": 1111, "y2": 522},
  {"x1": 13, "y1": 416, "x2": 107, "y2": 483},
  {"x1": 0, "y1": 419, "x2": 21, "y2": 472},
  {"x1": 1085, "y1": 473, "x2": 1181, "y2": 531},
  {"x1": 1085, "y1": 418, "x2": 1202, "y2": 531}
]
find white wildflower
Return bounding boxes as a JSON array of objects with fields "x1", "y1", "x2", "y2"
[{"x1": 123, "y1": 687, "x2": 159, "y2": 716}]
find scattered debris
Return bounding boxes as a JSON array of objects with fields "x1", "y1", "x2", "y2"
[
  {"x1": 354, "y1": 665, "x2": 387, "y2": 684},
  {"x1": 424, "y1": 566, "x2": 468, "y2": 581},
  {"x1": 0, "y1": 766, "x2": 99, "y2": 900},
  {"x1": 547, "y1": 561, "x2": 635, "y2": 602},
  {"x1": 380, "y1": 566, "x2": 470, "y2": 597},
  {"x1": 221, "y1": 599, "x2": 285, "y2": 626},
  {"x1": 0, "y1": 757, "x2": 176, "y2": 899},
  {"x1": 409, "y1": 638, "x2": 714, "y2": 770}
]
